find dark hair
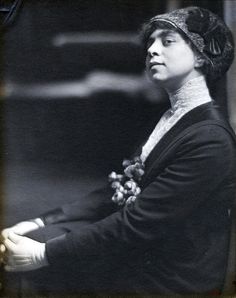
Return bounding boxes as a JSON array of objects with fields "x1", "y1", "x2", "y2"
[{"x1": 140, "y1": 20, "x2": 211, "y2": 79}]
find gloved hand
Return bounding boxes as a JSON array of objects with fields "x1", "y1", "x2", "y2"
[
  {"x1": 3, "y1": 232, "x2": 48, "y2": 272},
  {"x1": 1, "y1": 218, "x2": 45, "y2": 239}
]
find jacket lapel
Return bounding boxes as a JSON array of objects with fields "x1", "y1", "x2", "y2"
[{"x1": 140, "y1": 101, "x2": 233, "y2": 186}]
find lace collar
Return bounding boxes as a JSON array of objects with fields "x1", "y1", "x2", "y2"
[{"x1": 168, "y1": 76, "x2": 212, "y2": 112}]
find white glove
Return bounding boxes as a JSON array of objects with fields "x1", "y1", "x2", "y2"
[
  {"x1": 1, "y1": 218, "x2": 45, "y2": 239},
  {"x1": 3, "y1": 232, "x2": 48, "y2": 272}
]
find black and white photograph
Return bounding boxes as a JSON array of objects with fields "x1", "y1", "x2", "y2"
[{"x1": 0, "y1": 0, "x2": 236, "y2": 297}]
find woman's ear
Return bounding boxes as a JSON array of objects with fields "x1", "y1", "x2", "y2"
[{"x1": 194, "y1": 55, "x2": 205, "y2": 68}]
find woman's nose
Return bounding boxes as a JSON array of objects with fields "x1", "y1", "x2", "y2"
[{"x1": 147, "y1": 42, "x2": 160, "y2": 57}]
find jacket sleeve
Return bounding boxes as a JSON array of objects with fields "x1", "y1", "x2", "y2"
[
  {"x1": 40, "y1": 149, "x2": 146, "y2": 225},
  {"x1": 45, "y1": 125, "x2": 236, "y2": 265},
  {"x1": 40, "y1": 186, "x2": 117, "y2": 225}
]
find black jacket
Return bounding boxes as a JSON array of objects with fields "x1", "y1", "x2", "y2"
[{"x1": 42, "y1": 102, "x2": 236, "y2": 294}]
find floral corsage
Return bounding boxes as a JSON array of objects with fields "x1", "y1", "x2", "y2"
[{"x1": 108, "y1": 156, "x2": 145, "y2": 206}]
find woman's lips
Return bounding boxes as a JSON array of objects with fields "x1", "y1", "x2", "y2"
[{"x1": 150, "y1": 62, "x2": 164, "y2": 69}]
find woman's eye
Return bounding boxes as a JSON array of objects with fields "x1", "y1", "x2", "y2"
[{"x1": 163, "y1": 39, "x2": 174, "y2": 46}]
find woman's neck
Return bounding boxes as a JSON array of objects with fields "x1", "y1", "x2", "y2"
[{"x1": 167, "y1": 76, "x2": 212, "y2": 111}]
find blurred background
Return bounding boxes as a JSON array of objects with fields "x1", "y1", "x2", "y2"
[{"x1": 0, "y1": 0, "x2": 236, "y2": 294}]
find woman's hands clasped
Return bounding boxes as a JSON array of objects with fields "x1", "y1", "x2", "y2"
[{"x1": 1, "y1": 219, "x2": 48, "y2": 272}]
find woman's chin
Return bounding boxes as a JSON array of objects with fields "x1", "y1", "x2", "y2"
[{"x1": 149, "y1": 75, "x2": 166, "y2": 87}]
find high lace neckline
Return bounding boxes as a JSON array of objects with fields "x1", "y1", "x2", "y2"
[
  {"x1": 168, "y1": 76, "x2": 212, "y2": 112},
  {"x1": 140, "y1": 76, "x2": 212, "y2": 163}
]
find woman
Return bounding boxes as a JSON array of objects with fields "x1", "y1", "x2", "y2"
[{"x1": 2, "y1": 6, "x2": 236, "y2": 295}]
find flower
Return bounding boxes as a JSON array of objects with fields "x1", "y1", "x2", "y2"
[
  {"x1": 109, "y1": 156, "x2": 145, "y2": 206},
  {"x1": 122, "y1": 159, "x2": 132, "y2": 168},
  {"x1": 112, "y1": 191, "x2": 125, "y2": 205},
  {"x1": 123, "y1": 159, "x2": 145, "y2": 181},
  {"x1": 111, "y1": 181, "x2": 121, "y2": 189},
  {"x1": 108, "y1": 171, "x2": 124, "y2": 183},
  {"x1": 124, "y1": 180, "x2": 137, "y2": 190},
  {"x1": 126, "y1": 196, "x2": 137, "y2": 205}
]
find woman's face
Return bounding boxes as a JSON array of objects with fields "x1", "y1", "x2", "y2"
[{"x1": 145, "y1": 28, "x2": 201, "y2": 92}]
